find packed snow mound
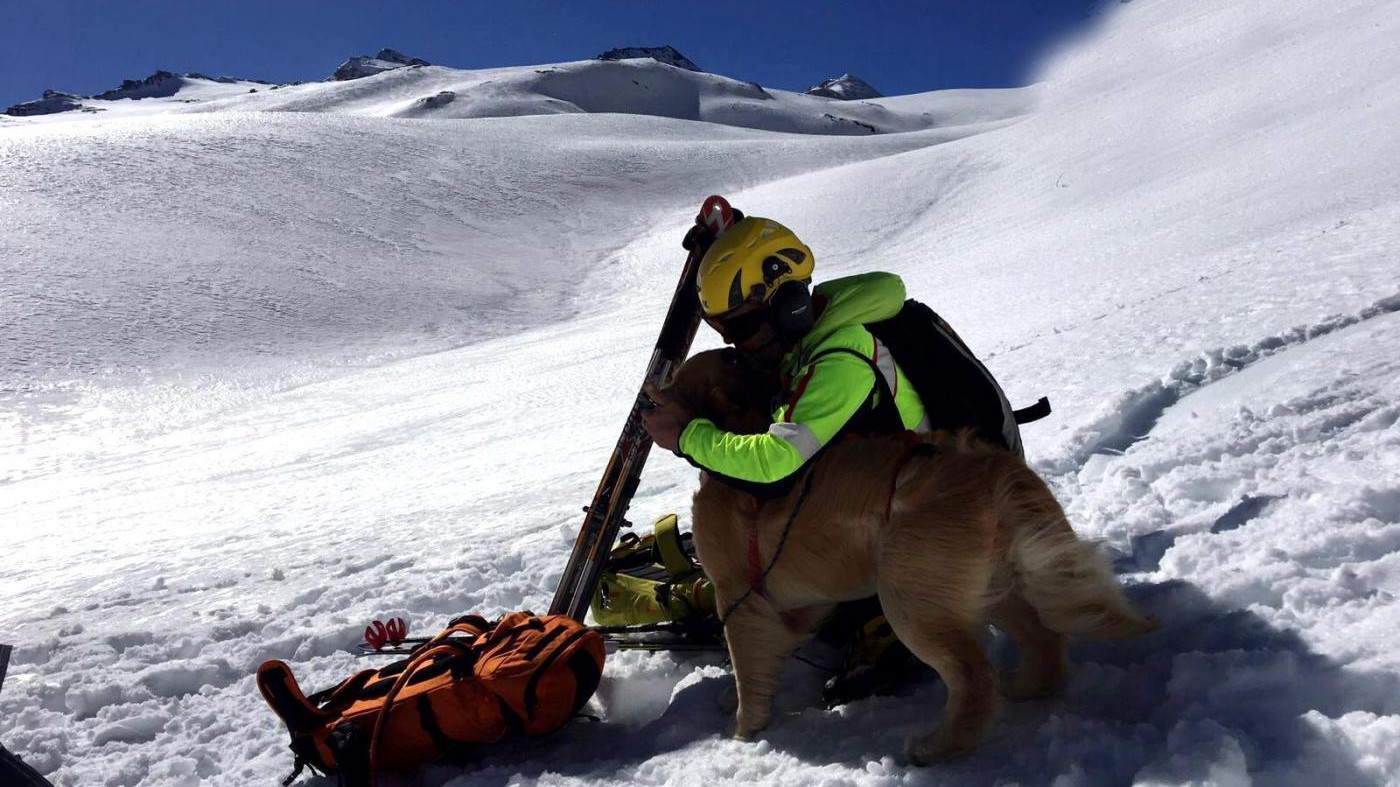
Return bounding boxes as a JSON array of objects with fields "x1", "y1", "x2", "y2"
[
  {"x1": 806, "y1": 74, "x2": 883, "y2": 100},
  {"x1": 4, "y1": 55, "x2": 1033, "y2": 134},
  {"x1": 597, "y1": 45, "x2": 701, "y2": 72},
  {"x1": 332, "y1": 48, "x2": 431, "y2": 81}
]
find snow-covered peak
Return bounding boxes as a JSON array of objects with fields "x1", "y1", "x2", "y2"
[
  {"x1": 331, "y1": 48, "x2": 431, "y2": 81},
  {"x1": 806, "y1": 74, "x2": 883, "y2": 100},
  {"x1": 596, "y1": 45, "x2": 700, "y2": 72},
  {"x1": 4, "y1": 72, "x2": 272, "y2": 116}
]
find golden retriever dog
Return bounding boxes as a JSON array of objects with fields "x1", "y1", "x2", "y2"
[{"x1": 667, "y1": 349, "x2": 1155, "y2": 764}]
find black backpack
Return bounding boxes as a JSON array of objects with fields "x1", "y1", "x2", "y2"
[{"x1": 856, "y1": 299, "x2": 1049, "y2": 456}]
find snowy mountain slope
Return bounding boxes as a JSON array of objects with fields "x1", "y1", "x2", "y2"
[
  {"x1": 0, "y1": 111, "x2": 1014, "y2": 492},
  {"x1": 6, "y1": 56, "x2": 1034, "y2": 136},
  {"x1": 3, "y1": 0, "x2": 1400, "y2": 784}
]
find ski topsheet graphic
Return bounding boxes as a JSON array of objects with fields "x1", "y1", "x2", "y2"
[{"x1": 549, "y1": 196, "x2": 738, "y2": 621}]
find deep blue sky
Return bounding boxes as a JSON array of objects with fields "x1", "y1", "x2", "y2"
[{"x1": 2, "y1": 0, "x2": 1108, "y2": 108}]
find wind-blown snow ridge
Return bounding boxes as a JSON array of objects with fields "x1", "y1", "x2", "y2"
[{"x1": 1045, "y1": 291, "x2": 1400, "y2": 474}]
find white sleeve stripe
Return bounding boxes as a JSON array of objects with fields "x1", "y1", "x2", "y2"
[
  {"x1": 768, "y1": 421, "x2": 823, "y2": 460},
  {"x1": 872, "y1": 337, "x2": 900, "y2": 400}
]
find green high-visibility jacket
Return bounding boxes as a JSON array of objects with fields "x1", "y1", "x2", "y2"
[{"x1": 678, "y1": 272, "x2": 928, "y2": 489}]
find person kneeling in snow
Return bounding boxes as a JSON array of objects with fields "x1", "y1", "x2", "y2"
[{"x1": 641, "y1": 214, "x2": 965, "y2": 704}]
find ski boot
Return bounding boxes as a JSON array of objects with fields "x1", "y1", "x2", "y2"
[{"x1": 820, "y1": 608, "x2": 926, "y2": 707}]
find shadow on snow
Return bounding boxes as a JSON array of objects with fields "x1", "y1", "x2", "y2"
[{"x1": 396, "y1": 579, "x2": 1397, "y2": 787}]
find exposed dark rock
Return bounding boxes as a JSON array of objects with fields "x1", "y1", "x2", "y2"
[
  {"x1": 332, "y1": 48, "x2": 431, "y2": 81},
  {"x1": 187, "y1": 72, "x2": 233, "y2": 84},
  {"x1": 807, "y1": 74, "x2": 883, "y2": 101},
  {"x1": 377, "y1": 48, "x2": 426, "y2": 65},
  {"x1": 740, "y1": 81, "x2": 773, "y2": 100},
  {"x1": 186, "y1": 72, "x2": 271, "y2": 85},
  {"x1": 822, "y1": 113, "x2": 878, "y2": 134},
  {"x1": 596, "y1": 46, "x2": 700, "y2": 72},
  {"x1": 95, "y1": 71, "x2": 185, "y2": 101},
  {"x1": 6, "y1": 90, "x2": 85, "y2": 116},
  {"x1": 415, "y1": 91, "x2": 456, "y2": 110}
]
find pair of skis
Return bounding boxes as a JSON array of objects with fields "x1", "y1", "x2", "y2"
[
  {"x1": 548, "y1": 196, "x2": 738, "y2": 622},
  {"x1": 352, "y1": 196, "x2": 732, "y2": 656}
]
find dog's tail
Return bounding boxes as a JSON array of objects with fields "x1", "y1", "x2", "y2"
[{"x1": 1004, "y1": 475, "x2": 1157, "y2": 640}]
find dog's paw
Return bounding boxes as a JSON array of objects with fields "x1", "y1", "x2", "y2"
[{"x1": 732, "y1": 711, "x2": 770, "y2": 741}]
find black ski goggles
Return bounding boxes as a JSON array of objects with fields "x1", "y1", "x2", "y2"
[{"x1": 704, "y1": 299, "x2": 770, "y2": 344}]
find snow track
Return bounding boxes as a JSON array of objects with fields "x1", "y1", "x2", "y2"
[
  {"x1": 1049, "y1": 291, "x2": 1400, "y2": 472},
  {"x1": 1039, "y1": 307, "x2": 1400, "y2": 785}
]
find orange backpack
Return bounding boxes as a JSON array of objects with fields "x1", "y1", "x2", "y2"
[{"x1": 257, "y1": 612, "x2": 605, "y2": 786}]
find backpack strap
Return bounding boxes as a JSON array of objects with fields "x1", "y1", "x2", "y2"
[
  {"x1": 448, "y1": 614, "x2": 491, "y2": 635},
  {"x1": 256, "y1": 660, "x2": 341, "y2": 779},
  {"x1": 651, "y1": 513, "x2": 696, "y2": 580},
  {"x1": 807, "y1": 342, "x2": 903, "y2": 436},
  {"x1": 306, "y1": 669, "x2": 377, "y2": 712},
  {"x1": 1013, "y1": 396, "x2": 1052, "y2": 424},
  {"x1": 367, "y1": 639, "x2": 479, "y2": 783},
  {"x1": 693, "y1": 340, "x2": 901, "y2": 500}
]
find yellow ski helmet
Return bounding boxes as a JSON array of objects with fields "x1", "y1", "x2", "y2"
[{"x1": 696, "y1": 217, "x2": 814, "y2": 317}]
